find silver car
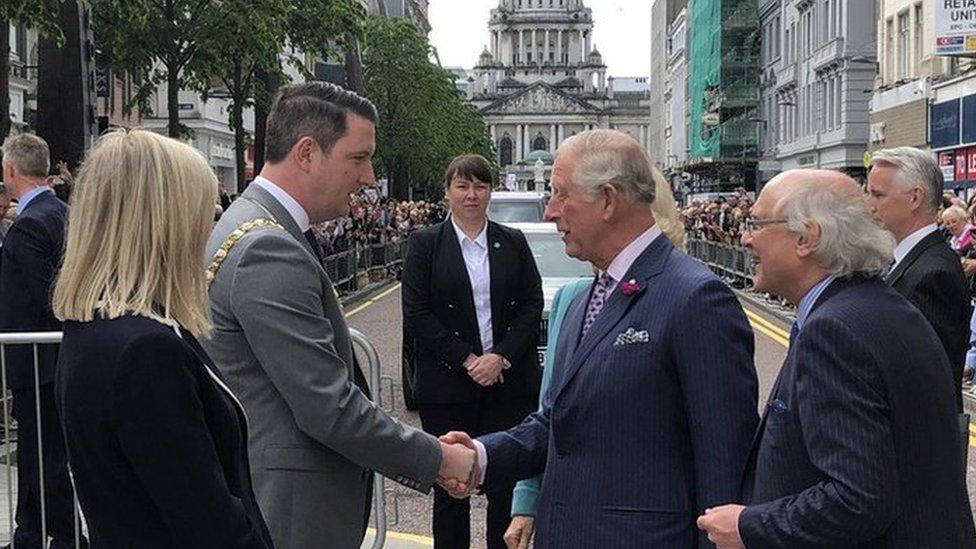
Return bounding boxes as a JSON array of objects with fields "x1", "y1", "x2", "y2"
[
  {"x1": 488, "y1": 191, "x2": 548, "y2": 223},
  {"x1": 505, "y1": 222, "x2": 593, "y2": 366}
]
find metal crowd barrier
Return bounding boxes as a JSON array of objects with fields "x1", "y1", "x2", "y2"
[
  {"x1": 324, "y1": 241, "x2": 408, "y2": 294},
  {"x1": 0, "y1": 330, "x2": 391, "y2": 548},
  {"x1": 686, "y1": 238, "x2": 755, "y2": 286},
  {"x1": 349, "y1": 329, "x2": 388, "y2": 549},
  {"x1": 0, "y1": 332, "x2": 84, "y2": 548}
]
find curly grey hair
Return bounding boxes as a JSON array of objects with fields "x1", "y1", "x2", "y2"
[{"x1": 782, "y1": 179, "x2": 895, "y2": 277}]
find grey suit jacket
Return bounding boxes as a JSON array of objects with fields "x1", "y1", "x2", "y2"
[{"x1": 203, "y1": 184, "x2": 441, "y2": 549}]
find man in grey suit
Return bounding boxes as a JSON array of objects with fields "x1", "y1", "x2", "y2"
[{"x1": 204, "y1": 82, "x2": 474, "y2": 549}]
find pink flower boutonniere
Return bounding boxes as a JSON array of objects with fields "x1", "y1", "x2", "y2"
[{"x1": 619, "y1": 279, "x2": 643, "y2": 296}]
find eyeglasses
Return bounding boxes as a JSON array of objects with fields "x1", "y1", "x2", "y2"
[{"x1": 742, "y1": 217, "x2": 788, "y2": 234}]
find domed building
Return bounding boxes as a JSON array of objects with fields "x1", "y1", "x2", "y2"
[{"x1": 469, "y1": 0, "x2": 651, "y2": 190}]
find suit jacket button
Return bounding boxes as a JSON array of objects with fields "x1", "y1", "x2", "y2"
[
  {"x1": 448, "y1": 304, "x2": 454, "y2": 309},
  {"x1": 510, "y1": 300, "x2": 516, "y2": 305},
  {"x1": 453, "y1": 331, "x2": 459, "y2": 336}
]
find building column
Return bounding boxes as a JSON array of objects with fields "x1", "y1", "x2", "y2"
[
  {"x1": 557, "y1": 124, "x2": 564, "y2": 146},
  {"x1": 579, "y1": 29, "x2": 585, "y2": 60},
  {"x1": 519, "y1": 29, "x2": 525, "y2": 64},
  {"x1": 639, "y1": 125, "x2": 647, "y2": 148},
  {"x1": 516, "y1": 124, "x2": 523, "y2": 162},
  {"x1": 544, "y1": 30, "x2": 550, "y2": 63},
  {"x1": 557, "y1": 29, "x2": 563, "y2": 63},
  {"x1": 531, "y1": 29, "x2": 537, "y2": 63},
  {"x1": 550, "y1": 124, "x2": 556, "y2": 153},
  {"x1": 490, "y1": 124, "x2": 496, "y2": 144},
  {"x1": 585, "y1": 31, "x2": 591, "y2": 55}
]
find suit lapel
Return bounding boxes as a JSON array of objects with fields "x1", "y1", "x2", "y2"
[
  {"x1": 240, "y1": 184, "x2": 313, "y2": 258},
  {"x1": 487, "y1": 222, "x2": 505, "y2": 339},
  {"x1": 552, "y1": 236, "x2": 673, "y2": 400},
  {"x1": 440, "y1": 222, "x2": 480, "y2": 340},
  {"x1": 886, "y1": 230, "x2": 942, "y2": 286}
]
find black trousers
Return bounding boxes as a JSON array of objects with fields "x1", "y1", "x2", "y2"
[
  {"x1": 419, "y1": 395, "x2": 535, "y2": 549},
  {"x1": 12, "y1": 384, "x2": 85, "y2": 549}
]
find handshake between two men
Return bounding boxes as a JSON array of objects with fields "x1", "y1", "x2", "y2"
[{"x1": 435, "y1": 431, "x2": 482, "y2": 498}]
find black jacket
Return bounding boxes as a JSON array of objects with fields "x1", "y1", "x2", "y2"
[
  {"x1": 741, "y1": 276, "x2": 976, "y2": 548},
  {"x1": 55, "y1": 315, "x2": 273, "y2": 548},
  {"x1": 0, "y1": 191, "x2": 66, "y2": 389},
  {"x1": 886, "y1": 229, "x2": 971, "y2": 410},
  {"x1": 402, "y1": 220, "x2": 543, "y2": 405}
]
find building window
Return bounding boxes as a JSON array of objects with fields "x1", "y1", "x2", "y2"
[
  {"x1": 835, "y1": 76, "x2": 842, "y2": 128},
  {"x1": 532, "y1": 135, "x2": 547, "y2": 151},
  {"x1": 914, "y1": 3, "x2": 923, "y2": 72},
  {"x1": 897, "y1": 11, "x2": 910, "y2": 80},
  {"x1": 885, "y1": 18, "x2": 894, "y2": 83},
  {"x1": 499, "y1": 136, "x2": 514, "y2": 166}
]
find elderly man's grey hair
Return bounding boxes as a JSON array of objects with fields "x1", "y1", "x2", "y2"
[
  {"x1": 558, "y1": 129, "x2": 656, "y2": 204},
  {"x1": 781, "y1": 179, "x2": 895, "y2": 277},
  {"x1": 1, "y1": 133, "x2": 50, "y2": 179},
  {"x1": 871, "y1": 147, "x2": 943, "y2": 213}
]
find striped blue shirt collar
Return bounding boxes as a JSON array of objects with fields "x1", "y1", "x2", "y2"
[
  {"x1": 15, "y1": 186, "x2": 53, "y2": 215},
  {"x1": 795, "y1": 274, "x2": 837, "y2": 331}
]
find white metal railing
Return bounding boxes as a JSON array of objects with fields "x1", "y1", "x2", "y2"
[{"x1": 0, "y1": 330, "x2": 390, "y2": 548}]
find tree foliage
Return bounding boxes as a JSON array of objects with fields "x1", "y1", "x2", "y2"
[
  {"x1": 0, "y1": 0, "x2": 63, "y2": 140},
  {"x1": 362, "y1": 16, "x2": 493, "y2": 200},
  {"x1": 195, "y1": 0, "x2": 290, "y2": 192},
  {"x1": 92, "y1": 0, "x2": 218, "y2": 137}
]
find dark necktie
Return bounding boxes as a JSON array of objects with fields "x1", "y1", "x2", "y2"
[
  {"x1": 789, "y1": 322, "x2": 799, "y2": 345},
  {"x1": 304, "y1": 229, "x2": 325, "y2": 266}
]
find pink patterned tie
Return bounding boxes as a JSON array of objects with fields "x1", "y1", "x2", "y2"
[{"x1": 582, "y1": 272, "x2": 614, "y2": 337}]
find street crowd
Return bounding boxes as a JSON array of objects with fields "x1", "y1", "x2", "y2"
[{"x1": 0, "y1": 80, "x2": 975, "y2": 549}]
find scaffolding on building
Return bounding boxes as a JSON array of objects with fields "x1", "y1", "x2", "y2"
[{"x1": 685, "y1": 0, "x2": 761, "y2": 189}]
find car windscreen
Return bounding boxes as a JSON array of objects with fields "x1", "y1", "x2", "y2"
[
  {"x1": 488, "y1": 201, "x2": 544, "y2": 222},
  {"x1": 525, "y1": 232, "x2": 593, "y2": 278}
]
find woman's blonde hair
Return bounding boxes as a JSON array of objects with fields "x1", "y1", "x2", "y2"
[
  {"x1": 942, "y1": 205, "x2": 969, "y2": 224},
  {"x1": 650, "y1": 167, "x2": 686, "y2": 250},
  {"x1": 53, "y1": 129, "x2": 218, "y2": 336}
]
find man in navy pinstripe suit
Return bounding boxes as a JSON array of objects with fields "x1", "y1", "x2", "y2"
[
  {"x1": 699, "y1": 170, "x2": 976, "y2": 548},
  {"x1": 438, "y1": 130, "x2": 759, "y2": 548}
]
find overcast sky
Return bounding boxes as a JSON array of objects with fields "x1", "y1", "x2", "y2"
[{"x1": 428, "y1": 0, "x2": 651, "y2": 78}]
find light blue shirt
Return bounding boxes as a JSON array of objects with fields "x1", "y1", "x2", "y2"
[
  {"x1": 16, "y1": 186, "x2": 53, "y2": 215},
  {"x1": 795, "y1": 274, "x2": 838, "y2": 332}
]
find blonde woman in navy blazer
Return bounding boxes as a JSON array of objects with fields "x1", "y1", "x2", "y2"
[{"x1": 52, "y1": 130, "x2": 272, "y2": 548}]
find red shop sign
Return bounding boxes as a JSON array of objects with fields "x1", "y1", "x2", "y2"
[
  {"x1": 969, "y1": 148, "x2": 976, "y2": 177},
  {"x1": 956, "y1": 149, "x2": 968, "y2": 182}
]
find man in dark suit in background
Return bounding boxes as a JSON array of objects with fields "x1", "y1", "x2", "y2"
[
  {"x1": 0, "y1": 134, "x2": 83, "y2": 549},
  {"x1": 699, "y1": 170, "x2": 976, "y2": 548},
  {"x1": 402, "y1": 154, "x2": 543, "y2": 548},
  {"x1": 440, "y1": 131, "x2": 759, "y2": 548},
  {"x1": 867, "y1": 146, "x2": 970, "y2": 410}
]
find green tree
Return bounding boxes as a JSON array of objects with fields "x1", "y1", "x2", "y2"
[
  {"x1": 196, "y1": 0, "x2": 289, "y2": 192},
  {"x1": 362, "y1": 16, "x2": 493, "y2": 200},
  {"x1": 93, "y1": 0, "x2": 217, "y2": 138},
  {"x1": 252, "y1": 0, "x2": 367, "y2": 176},
  {"x1": 0, "y1": 0, "x2": 62, "y2": 141}
]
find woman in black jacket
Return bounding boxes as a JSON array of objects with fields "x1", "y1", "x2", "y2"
[{"x1": 51, "y1": 129, "x2": 272, "y2": 548}]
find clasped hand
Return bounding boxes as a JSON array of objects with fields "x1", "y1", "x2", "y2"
[
  {"x1": 464, "y1": 353, "x2": 505, "y2": 386},
  {"x1": 436, "y1": 431, "x2": 481, "y2": 499}
]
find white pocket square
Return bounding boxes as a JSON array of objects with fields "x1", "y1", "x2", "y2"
[{"x1": 613, "y1": 328, "x2": 649, "y2": 347}]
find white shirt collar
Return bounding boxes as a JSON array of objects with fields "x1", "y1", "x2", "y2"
[
  {"x1": 16, "y1": 186, "x2": 53, "y2": 215},
  {"x1": 252, "y1": 176, "x2": 310, "y2": 232},
  {"x1": 602, "y1": 224, "x2": 663, "y2": 283},
  {"x1": 451, "y1": 216, "x2": 488, "y2": 249},
  {"x1": 893, "y1": 223, "x2": 939, "y2": 268}
]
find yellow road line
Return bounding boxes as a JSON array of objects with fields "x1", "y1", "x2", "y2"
[
  {"x1": 744, "y1": 309, "x2": 789, "y2": 348},
  {"x1": 346, "y1": 283, "x2": 402, "y2": 318},
  {"x1": 365, "y1": 527, "x2": 433, "y2": 546}
]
